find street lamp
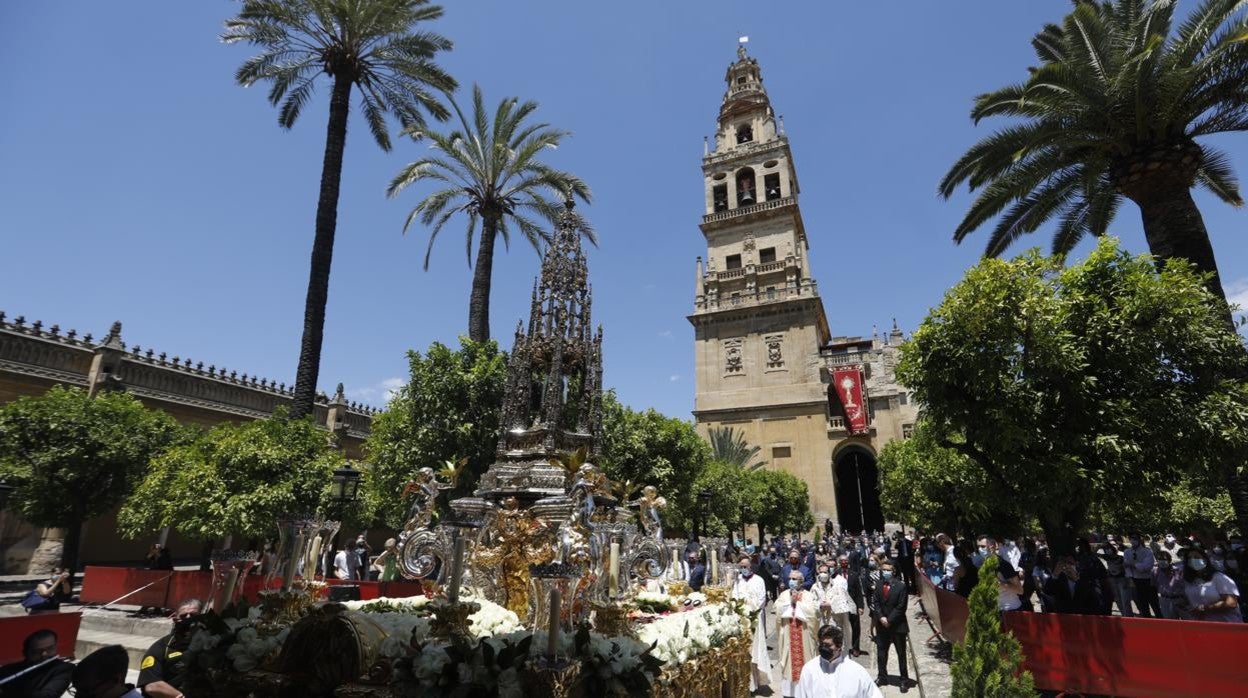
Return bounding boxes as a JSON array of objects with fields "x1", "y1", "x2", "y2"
[
  {"x1": 697, "y1": 488, "x2": 713, "y2": 541},
  {"x1": 330, "y1": 465, "x2": 362, "y2": 505}
]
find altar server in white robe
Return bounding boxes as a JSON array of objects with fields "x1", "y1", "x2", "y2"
[
  {"x1": 775, "y1": 569, "x2": 820, "y2": 697},
  {"x1": 731, "y1": 555, "x2": 771, "y2": 691},
  {"x1": 796, "y1": 624, "x2": 882, "y2": 698}
]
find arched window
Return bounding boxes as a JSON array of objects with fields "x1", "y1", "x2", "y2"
[
  {"x1": 736, "y1": 168, "x2": 756, "y2": 205},
  {"x1": 736, "y1": 124, "x2": 753, "y2": 144}
]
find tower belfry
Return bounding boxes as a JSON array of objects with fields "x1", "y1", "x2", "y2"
[{"x1": 689, "y1": 45, "x2": 836, "y2": 520}]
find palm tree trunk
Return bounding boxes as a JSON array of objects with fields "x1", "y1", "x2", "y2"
[
  {"x1": 290, "y1": 73, "x2": 353, "y2": 419},
  {"x1": 467, "y1": 216, "x2": 499, "y2": 343},
  {"x1": 1133, "y1": 184, "x2": 1248, "y2": 540},
  {"x1": 1133, "y1": 184, "x2": 1228, "y2": 305}
]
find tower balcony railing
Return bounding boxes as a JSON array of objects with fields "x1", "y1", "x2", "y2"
[
  {"x1": 694, "y1": 279, "x2": 819, "y2": 312},
  {"x1": 825, "y1": 351, "x2": 870, "y2": 367},
  {"x1": 703, "y1": 137, "x2": 787, "y2": 167},
  {"x1": 702, "y1": 196, "x2": 794, "y2": 225}
]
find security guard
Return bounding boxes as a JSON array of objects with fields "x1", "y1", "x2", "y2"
[{"x1": 138, "y1": 598, "x2": 200, "y2": 698}]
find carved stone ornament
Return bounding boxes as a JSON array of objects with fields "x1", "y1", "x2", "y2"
[
  {"x1": 724, "y1": 338, "x2": 743, "y2": 373},
  {"x1": 765, "y1": 334, "x2": 784, "y2": 368},
  {"x1": 742, "y1": 231, "x2": 756, "y2": 252}
]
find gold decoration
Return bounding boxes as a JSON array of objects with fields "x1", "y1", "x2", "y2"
[
  {"x1": 702, "y1": 585, "x2": 728, "y2": 604},
  {"x1": 472, "y1": 497, "x2": 553, "y2": 619},
  {"x1": 524, "y1": 657, "x2": 583, "y2": 698},
  {"x1": 665, "y1": 580, "x2": 691, "y2": 597},
  {"x1": 257, "y1": 580, "x2": 326, "y2": 632},
  {"x1": 590, "y1": 602, "x2": 635, "y2": 639},
  {"x1": 427, "y1": 598, "x2": 479, "y2": 647}
]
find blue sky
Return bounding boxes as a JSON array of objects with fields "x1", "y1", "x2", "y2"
[{"x1": 2, "y1": 1, "x2": 1245, "y2": 418}]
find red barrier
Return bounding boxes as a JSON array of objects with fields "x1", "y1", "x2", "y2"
[
  {"x1": 917, "y1": 573, "x2": 969, "y2": 644},
  {"x1": 1003, "y1": 611, "x2": 1248, "y2": 697},
  {"x1": 0, "y1": 612, "x2": 82, "y2": 664},
  {"x1": 79, "y1": 566, "x2": 173, "y2": 608},
  {"x1": 380, "y1": 580, "x2": 426, "y2": 598}
]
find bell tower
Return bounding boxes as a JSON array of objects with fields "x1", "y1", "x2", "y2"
[{"x1": 689, "y1": 44, "x2": 837, "y2": 522}]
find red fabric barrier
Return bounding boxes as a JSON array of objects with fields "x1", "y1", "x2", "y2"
[
  {"x1": 164, "y1": 571, "x2": 214, "y2": 610},
  {"x1": 917, "y1": 573, "x2": 969, "y2": 644},
  {"x1": 1003, "y1": 611, "x2": 1248, "y2": 697},
  {"x1": 0, "y1": 612, "x2": 82, "y2": 664},
  {"x1": 78, "y1": 566, "x2": 173, "y2": 608},
  {"x1": 380, "y1": 581, "x2": 426, "y2": 599}
]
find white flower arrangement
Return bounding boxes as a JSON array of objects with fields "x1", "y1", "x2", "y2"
[
  {"x1": 635, "y1": 603, "x2": 746, "y2": 667},
  {"x1": 187, "y1": 605, "x2": 291, "y2": 672},
  {"x1": 633, "y1": 590, "x2": 676, "y2": 613}
]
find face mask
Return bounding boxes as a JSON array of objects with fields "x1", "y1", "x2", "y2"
[
  {"x1": 868, "y1": 561, "x2": 878, "y2": 570},
  {"x1": 175, "y1": 617, "x2": 196, "y2": 633},
  {"x1": 818, "y1": 645, "x2": 838, "y2": 661},
  {"x1": 1213, "y1": 547, "x2": 1225, "y2": 556},
  {"x1": 1130, "y1": 539, "x2": 1141, "y2": 547},
  {"x1": 978, "y1": 546, "x2": 989, "y2": 556},
  {"x1": 1188, "y1": 558, "x2": 1208, "y2": 572},
  {"x1": 741, "y1": 568, "x2": 752, "y2": 578},
  {"x1": 1165, "y1": 535, "x2": 1176, "y2": 544},
  {"x1": 881, "y1": 570, "x2": 893, "y2": 582},
  {"x1": 818, "y1": 573, "x2": 829, "y2": 583},
  {"x1": 789, "y1": 579, "x2": 801, "y2": 590}
]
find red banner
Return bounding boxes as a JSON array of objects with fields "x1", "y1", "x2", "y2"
[{"x1": 832, "y1": 366, "x2": 869, "y2": 434}]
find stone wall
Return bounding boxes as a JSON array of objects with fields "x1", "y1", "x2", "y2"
[{"x1": 0, "y1": 311, "x2": 379, "y2": 573}]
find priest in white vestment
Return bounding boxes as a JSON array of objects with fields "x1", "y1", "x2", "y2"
[
  {"x1": 796, "y1": 624, "x2": 882, "y2": 698},
  {"x1": 730, "y1": 555, "x2": 770, "y2": 691},
  {"x1": 775, "y1": 570, "x2": 819, "y2": 697}
]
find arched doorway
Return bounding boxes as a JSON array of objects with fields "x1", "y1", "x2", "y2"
[{"x1": 835, "y1": 446, "x2": 884, "y2": 534}]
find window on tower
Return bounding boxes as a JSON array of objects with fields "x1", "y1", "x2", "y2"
[
  {"x1": 713, "y1": 184, "x2": 728, "y2": 212},
  {"x1": 736, "y1": 168, "x2": 756, "y2": 205},
  {"x1": 736, "y1": 124, "x2": 753, "y2": 144},
  {"x1": 759, "y1": 247, "x2": 776, "y2": 264},
  {"x1": 725, "y1": 254, "x2": 742, "y2": 270},
  {"x1": 764, "y1": 173, "x2": 781, "y2": 201}
]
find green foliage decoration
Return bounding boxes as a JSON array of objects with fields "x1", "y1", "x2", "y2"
[
  {"x1": 363, "y1": 338, "x2": 507, "y2": 529},
  {"x1": 0, "y1": 386, "x2": 182, "y2": 570},
  {"x1": 598, "y1": 391, "x2": 710, "y2": 533},
  {"x1": 119, "y1": 410, "x2": 349, "y2": 541},
  {"x1": 898, "y1": 238, "x2": 1248, "y2": 550},
  {"x1": 950, "y1": 556, "x2": 1036, "y2": 697}
]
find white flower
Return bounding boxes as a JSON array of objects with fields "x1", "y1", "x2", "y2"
[{"x1": 413, "y1": 645, "x2": 452, "y2": 681}]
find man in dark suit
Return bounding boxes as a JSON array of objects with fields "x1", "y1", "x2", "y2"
[
  {"x1": 687, "y1": 552, "x2": 707, "y2": 592},
  {"x1": 894, "y1": 531, "x2": 917, "y2": 593},
  {"x1": 840, "y1": 555, "x2": 867, "y2": 657},
  {"x1": 873, "y1": 562, "x2": 910, "y2": 692}
]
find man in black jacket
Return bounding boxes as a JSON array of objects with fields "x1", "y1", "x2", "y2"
[
  {"x1": 873, "y1": 562, "x2": 910, "y2": 693},
  {"x1": 0, "y1": 630, "x2": 72, "y2": 698},
  {"x1": 839, "y1": 555, "x2": 867, "y2": 657}
]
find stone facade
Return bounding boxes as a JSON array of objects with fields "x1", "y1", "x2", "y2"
[
  {"x1": 0, "y1": 311, "x2": 376, "y2": 572},
  {"x1": 689, "y1": 47, "x2": 918, "y2": 532}
]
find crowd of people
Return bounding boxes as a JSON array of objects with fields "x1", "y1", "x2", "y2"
[
  {"x1": 915, "y1": 530, "x2": 1244, "y2": 623},
  {"x1": 711, "y1": 532, "x2": 920, "y2": 698}
]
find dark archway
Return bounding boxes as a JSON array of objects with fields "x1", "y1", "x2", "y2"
[{"x1": 835, "y1": 447, "x2": 884, "y2": 534}]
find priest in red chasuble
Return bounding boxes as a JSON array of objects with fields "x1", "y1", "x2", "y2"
[{"x1": 775, "y1": 569, "x2": 819, "y2": 697}]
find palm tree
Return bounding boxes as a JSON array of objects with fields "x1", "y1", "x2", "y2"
[
  {"x1": 223, "y1": 0, "x2": 456, "y2": 419},
  {"x1": 708, "y1": 426, "x2": 767, "y2": 471},
  {"x1": 940, "y1": 0, "x2": 1248, "y2": 539},
  {"x1": 387, "y1": 84, "x2": 592, "y2": 342},
  {"x1": 939, "y1": 0, "x2": 1248, "y2": 308}
]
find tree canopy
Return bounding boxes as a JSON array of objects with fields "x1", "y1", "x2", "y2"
[
  {"x1": 898, "y1": 238, "x2": 1248, "y2": 549},
  {"x1": 119, "y1": 412, "x2": 352, "y2": 541},
  {"x1": 940, "y1": 0, "x2": 1248, "y2": 300},
  {"x1": 362, "y1": 338, "x2": 507, "y2": 529},
  {"x1": 0, "y1": 386, "x2": 182, "y2": 570},
  {"x1": 598, "y1": 391, "x2": 710, "y2": 533}
]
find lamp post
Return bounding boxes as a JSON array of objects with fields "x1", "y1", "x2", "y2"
[
  {"x1": 696, "y1": 488, "x2": 712, "y2": 541},
  {"x1": 327, "y1": 464, "x2": 362, "y2": 560}
]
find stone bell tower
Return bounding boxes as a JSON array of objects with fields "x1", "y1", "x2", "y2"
[{"x1": 689, "y1": 44, "x2": 837, "y2": 522}]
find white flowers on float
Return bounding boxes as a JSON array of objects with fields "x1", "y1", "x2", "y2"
[{"x1": 635, "y1": 603, "x2": 746, "y2": 667}]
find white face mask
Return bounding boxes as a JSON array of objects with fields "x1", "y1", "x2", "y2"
[{"x1": 818, "y1": 573, "x2": 829, "y2": 583}]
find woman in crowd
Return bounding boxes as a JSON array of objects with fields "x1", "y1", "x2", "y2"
[
  {"x1": 952, "y1": 543, "x2": 978, "y2": 598},
  {"x1": 1182, "y1": 547, "x2": 1241, "y2": 623},
  {"x1": 370, "y1": 537, "x2": 401, "y2": 582},
  {"x1": 21, "y1": 568, "x2": 72, "y2": 614},
  {"x1": 1155, "y1": 550, "x2": 1185, "y2": 619}
]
